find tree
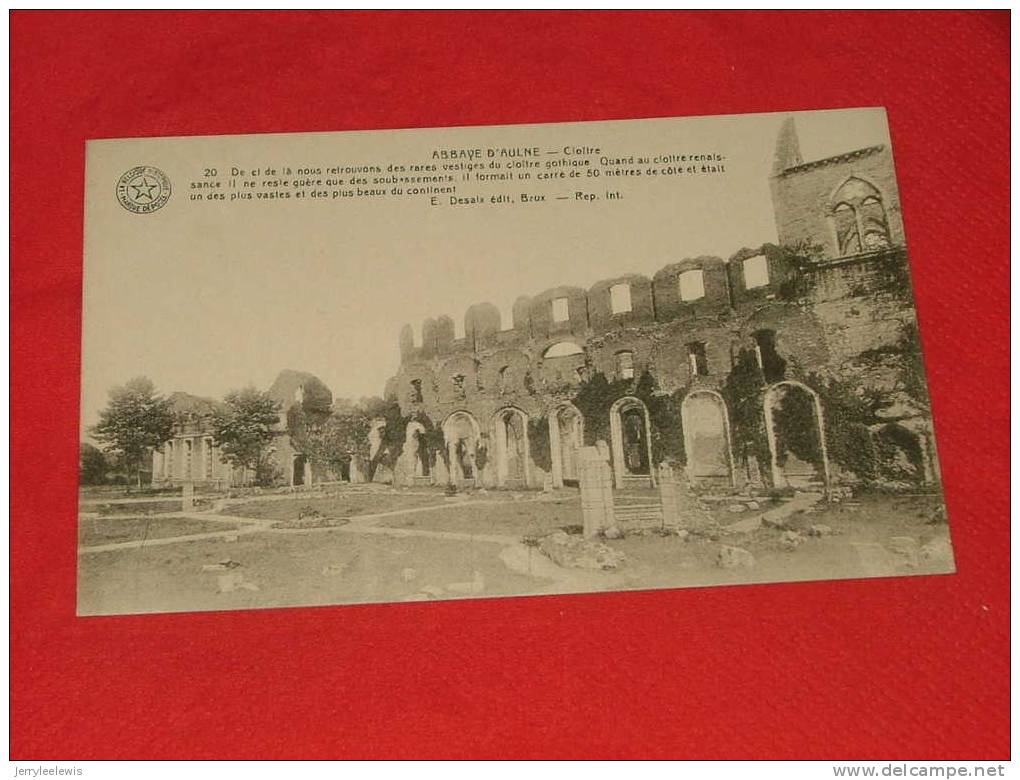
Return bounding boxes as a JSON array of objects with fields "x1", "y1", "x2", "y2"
[
  {"x1": 293, "y1": 408, "x2": 373, "y2": 478},
  {"x1": 721, "y1": 348, "x2": 770, "y2": 469},
  {"x1": 79, "y1": 443, "x2": 109, "y2": 485},
  {"x1": 91, "y1": 377, "x2": 174, "y2": 488},
  {"x1": 213, "y1": 387, "x2": 281, "y2": 485}
]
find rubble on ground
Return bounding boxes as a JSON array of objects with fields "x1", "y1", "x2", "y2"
[
  {"x1": 271, "y1": 514, "x2": 349, "y2": 529},
  {"x1": 201, "y1": 559, "x2": 241, "y2": 572},
  {"x1": 780, "y1": 530, "x2": 805, "y2": 551},
  {"x1": 716, "y1": 545, "x2": 755, "y2": 569},
  {"x1": 885, "y1": 536, "x2": 921, "y2": 567},
  {"x1": 538, "y1": 531, "x2": 626, "y2": 571}
]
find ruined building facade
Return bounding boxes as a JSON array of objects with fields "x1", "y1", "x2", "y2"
[
  {"x1": 152, "y1": 370, "x2": 335, "y2": 489},
  {"x1": 384, "y1": 119, "x2": 940, "y2": 492}
]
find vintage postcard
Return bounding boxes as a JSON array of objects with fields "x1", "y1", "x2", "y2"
[{"x1": 78, "y1": 108, "x2": 953, "y2": 616}]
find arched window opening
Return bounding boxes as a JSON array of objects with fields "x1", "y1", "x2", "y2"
[
  {"x1": 833, "y1": 201, "x2": 860, "y2": 255},
  {"x1": 543, "y1": 341, "x2": 584, "y2": 358},
  {"x1": 621, "y1": 408, "x2": 650, "y2": 475}
]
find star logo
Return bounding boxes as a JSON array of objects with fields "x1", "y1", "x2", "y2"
[
  {"x1": 129, "y1": 177, "x2": 158, "y2": 202},
  {"x1": 116, "y1": 166, "x2": 171, "y2": 213}
]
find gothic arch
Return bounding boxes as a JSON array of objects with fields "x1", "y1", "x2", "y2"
[
  {"x1": 547, "y1": 401, "x2": 585, "y2": 488},
  {"x1": 763, "y1": 380, "x2": 831, "y2": 489},
  {"x1": 680, "y1": 389, "x2": 736, "y2": 487},
  {"x1": 489, "y1": 406, "x2": 531, "y2": 487},
  {"x1": 826, "y1": 174, "x2": 892, "y2": 255},
  {"x1": 403, "y1": 420, "x2": 431, "y2": 479},
  {"x1": 608, "y1": 396, "x2": 655, "y2": 489},
  {"x1": 441, "y1": 410, "x2": 482, "y2": 485}
]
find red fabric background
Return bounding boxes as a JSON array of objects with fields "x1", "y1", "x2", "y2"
[{"x1": 10, "y1": 11, "x2": 1010, "y2": 759}]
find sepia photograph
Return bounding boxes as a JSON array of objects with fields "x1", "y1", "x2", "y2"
[
  {"x1": 12, "y1": 7, "x2": 1010, "y2": 767},
  {"x1": 77, "y1": 107, "x2": 955, "y2": 616}
]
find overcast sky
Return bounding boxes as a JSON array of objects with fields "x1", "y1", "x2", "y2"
[{"x1": 81, "y1": 108, "x2": 893, "y2": 433}]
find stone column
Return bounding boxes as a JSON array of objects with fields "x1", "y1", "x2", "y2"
[
  {"x1": 608, "y1": 409, "x2": 625, "y2": 489},
  {"x1": 577, "y1": 446, "x2": 615, "y2": 538},
  {"x1": 182, "y1": 480, "x2": 194, "y2": 511},
  {"x1": 658, "y1": 464, "x2": 679, "y2": 528},
  {"x1": 152, "y1": 448, "x2": 164, "y2": 484},
  {"x1": 493, "y1": 417, "x2": 508, "y2": 486},
  {"x1": 548, "y1": 411, "x2": 563, "y2": 489}
]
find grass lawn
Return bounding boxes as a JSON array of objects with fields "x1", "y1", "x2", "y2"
[
  {"x1": 77, "y1": 489, "x2": 954, "y2": 616},
  {"x1": 90, "y1": 499, "x2": 214, "y2": 516},
  {"x1": 217, "y1": 491, "x2": 448, "y2": 521},
  {"x1": 375, "y1": 495, "x2": 582, "y2": 537},
  {"x1": 78, "y1": 516, "x2": 239, "y2": 547},
  {"x1": 77, "y1": 528, "x2": 542, "y2": 616}
]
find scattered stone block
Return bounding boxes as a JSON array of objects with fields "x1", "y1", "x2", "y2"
[
  {"x1": 603, "y1": 526, "x2": 622, "y2": 540},
  {"x1": 716, "y1": 545, "x2": 755, "y2": 569},
  {"x1": 781, "y1": 530, "x2": 804, "y2": 551},
  {"x1": 744, "y1": 501, "x2": 761, "y2": 511},
  {"x1": 807, "y1": 524, "x2": 834, "y2": 537},
  {"x1": 538, "y1": 532, "x2": 626, "y2": 571},
  {"x1": 727, "y1": 504, "x2": 746, "y2": 513}
]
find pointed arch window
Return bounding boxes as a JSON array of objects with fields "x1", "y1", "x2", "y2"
[{"x1": 830, "y1": 178, "x2": 890, "y2": 256}]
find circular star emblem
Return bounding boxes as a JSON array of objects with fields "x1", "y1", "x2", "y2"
[{"x1": 116, "y1": 166, "x2": 171, "y2": 213}]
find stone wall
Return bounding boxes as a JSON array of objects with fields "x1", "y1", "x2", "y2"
[
  {"x1": 770, "y1": 145, "x2": 906, "y2": 259},
  {"x1": 384, "y1": 118, "x2": 929, "y2": 490}
]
